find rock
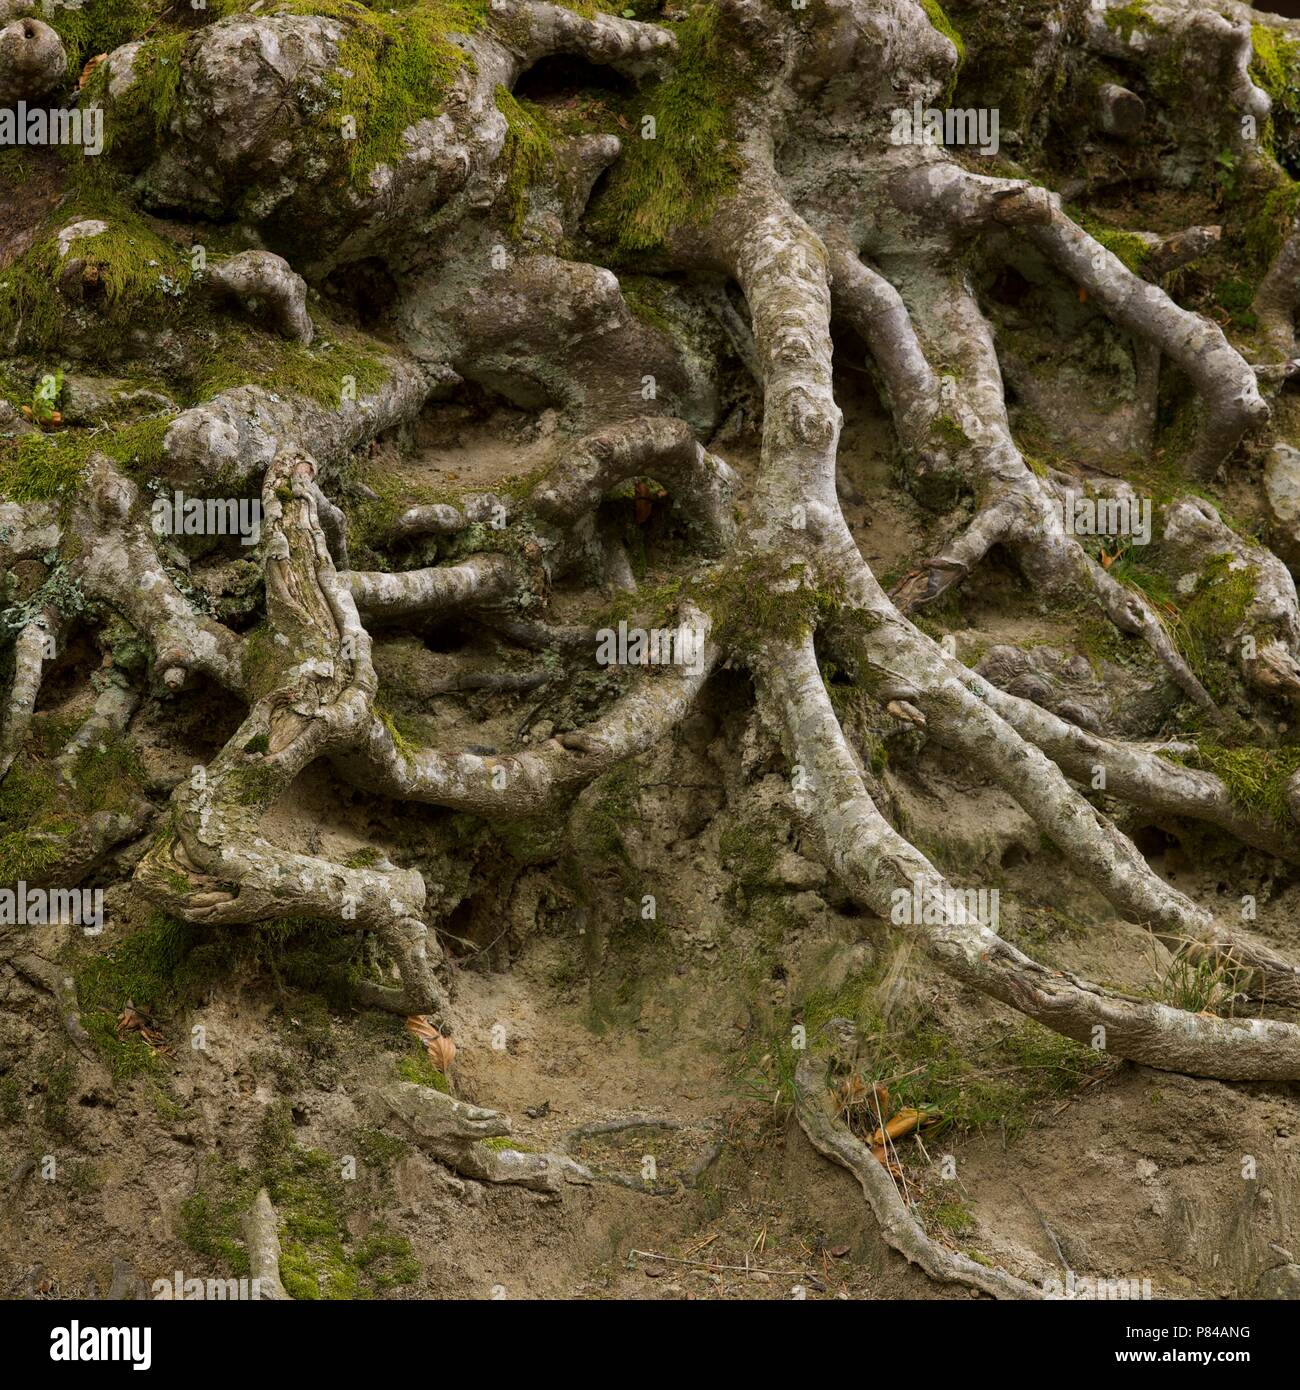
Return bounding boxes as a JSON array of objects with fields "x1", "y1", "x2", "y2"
[
  {"x1": 56, "y1": 219, "x2": 109, "y2": 258},
  {"x1": 1265, "y1": 443, "x2": 1300, "y2": 566},
  {"x1": 105, "y1": 1257, "x2": 147, "y2": 1301},
  {"x1": 1253, "y1": 1264, "x2": 1300, "y2": 1299},
  {"x1": 0, "y1": 399, "x2": 39, "y2": 436},
  {"x1": 0, "y1": 17, "x2": 66, "y2": 105},
  {"x1": 60, "y1": 376, "x2": 176, "y2": 426},
  {"x1": 771, "y1": 847, "x2": 827, "y2": 891}
]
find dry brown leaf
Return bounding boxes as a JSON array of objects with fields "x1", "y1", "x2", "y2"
[
  {"x1": 77, "y1": 54, "x2": 107, "y2": 90},
  {"x1": 117, "y1": 1001, "x2": 173, "y2": 1056},
  {"x1": 427, "y1": 1031, "x2": 456, "y2": 1073},
  {"x1": 868, "y1": 1106, "x2": 941, "y2": 1147},
  {"x1": 406, "y1": 1015, "x2": 456, "y2": 1073},
  {"x1": 405, "y1": 1015, "x2": 439, "y2": 1045}
]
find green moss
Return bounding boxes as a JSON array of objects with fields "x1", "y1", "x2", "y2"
[
  {"x1": 354, "y1": 1229, "x2": 420, "y2": 1289},
  {"x1": 920, "y1": 0, "x2": 965, "y2": 103},
  {"x1": 495, "y1": 88, "x2": 556, "y2": 238},
  {"x1": 43, "y1": 0, "x2": 164, "y2": 74},
  {"x1": 931, "y1": 413, "x2": 971, "y2": 450},
  {"x1": 77, "y1": 912, "x2": 196, "y2": 1019},
  {"x1": 619, "y1": 275, "x2": 676, "y2": 338},
  {"x1": 0, "y1": 822, "x2": 75, "y2": 884},
  {"x1": 225, "y1": 759, "x2": 284, "y2": 809},
  {"x1": 933, "y1": 1199, "x2": 975, "y2": 1235},
  {"x1": 191, "y1": 318, "x2": 391, "y2": 409},
  {"x1": 94, "y1": 31, "x2": 188, "y2": 159},
  {"x1": 583, "y1": 762, "x2": 641, "y2": 865},
  {"x1": 183, "y1": 1109, "x2": 417, "y2": 1296},
  {"x1": 351, "y1": 1127, "x2": 410, "y2": 1170},
  {"x1": 0, "y1": 725, "x2": 149, "y2": 882},
  {"x1": 1103, "y1": 0, "x2": 1155, "y2": 43},
  {"x1": 395, "y1": 1052, "x2": 449, "y2": 1092},
  {"x1": 697, "y1": 557, "x2": 846, "y2": 655},
  {"x1": 1212, "y1": 277, "x2": 1259, "y2": 330},
  {"x1": 377, "y1": 707, "x2": 420, "y2": 761},
  {"x1": 1251, "y1": 26, "x2": 1300, "y2": 123},
  {"x1": 719, "y1": 816, "x2": 782, "y2": 897},
  {"x1": 592, "y1": 5, "x2": 751, "y2": 255},
  {"x1": 1168, "y1": 742, "x2": 1300, "y2": 828},
  {"x1": 1082, "y1": 220, "x2": 1151, "y2": 276},
  {"x1": 202, "y1": 0, "x2": 491, "y2": 185},
  {"x1": 0, "y1": 176, "x2": 193, "y2": 357},
  {"x1": 800, "y1": 966, "x2": 880, "y2": 1038},
  {"x1": 67, "y1": 736, "x2": 146, "y2": 815},
  {"x1": 1243, "y1": 181, "x2": 1300, "y2": 277},
  {"x1": 1172, "y1": 553, "x2": 1256, "y2": 687},
  {"x1": 84, "y1": 1012, "x2": 164, "y2": 1083},
  {"x1": 179, "y1": 1160, "x2": 259, "y2": 1276}
]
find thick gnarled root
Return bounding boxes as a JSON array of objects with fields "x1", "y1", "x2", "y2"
[{"x1": 133, "y1": 449, "x2": 445, "y2": 1016}]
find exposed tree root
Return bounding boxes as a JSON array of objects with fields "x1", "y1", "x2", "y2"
[
  {"x1": 1253, "y1": 218, "x2": 1300, "y2": 362},
  {"x1": 0, "y1": 611, "x2": 55, "y2": 781},
  {"x1": 761, "y1": 633, "x2": 1300, "y2": 1082},
  {"x1": 134, "y1": 449, "x2": 445, "y2": 1015},
  {"x1": 9, "y1": 0, "x2": 1300, "y2": 1302},
  {"x1": 794, "y1": 1057, "x2": 1045, "y2": 1299},
  {"x1": 373, "y1": 1082, "x2": 593, "y2": 1194},
  {"x1": 242, "y1": 1190, "x2": 292, "y2": 1302}
]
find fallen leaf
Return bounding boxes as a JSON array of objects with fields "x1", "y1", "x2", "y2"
[
  {"x1": 868, "y1": 1107, "x2": 941, "y2": 1147},
  {"x1": 77, "y1": 54, "x2": 107, "y2": 91}
]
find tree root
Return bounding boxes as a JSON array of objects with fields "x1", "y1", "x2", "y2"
[
  {"x1": 208, "y1": 251, "x2": 314, "y2": 346},
  {"x1": 793, "y1": 1058, "x2": 1044, "y2": 1299},
  {"x1": 134, "y1": 448, "x2": 445, "y2": 1016},
  {"x1": 0, "y1": 610, "x2": 55, "y2": 781},
  {"x1": 69, "y1": 455, "x2": 244, "y2": 692},
  {"x1": 1252, "y1": 217, "x2": 1300, "y2": 362},
  {"x1": 336, "y1": 604, "x2": 716, "y2": 818},
  {"x1": 373, "y1": 1082, "x2": 593, "y2": 1194},
  {"x1": 241, "y1": 1190, "x2": 292, "y2": 1301},
  {"x1": 760, "y1": 633, "x2": 1300, "y2": 1081}
]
